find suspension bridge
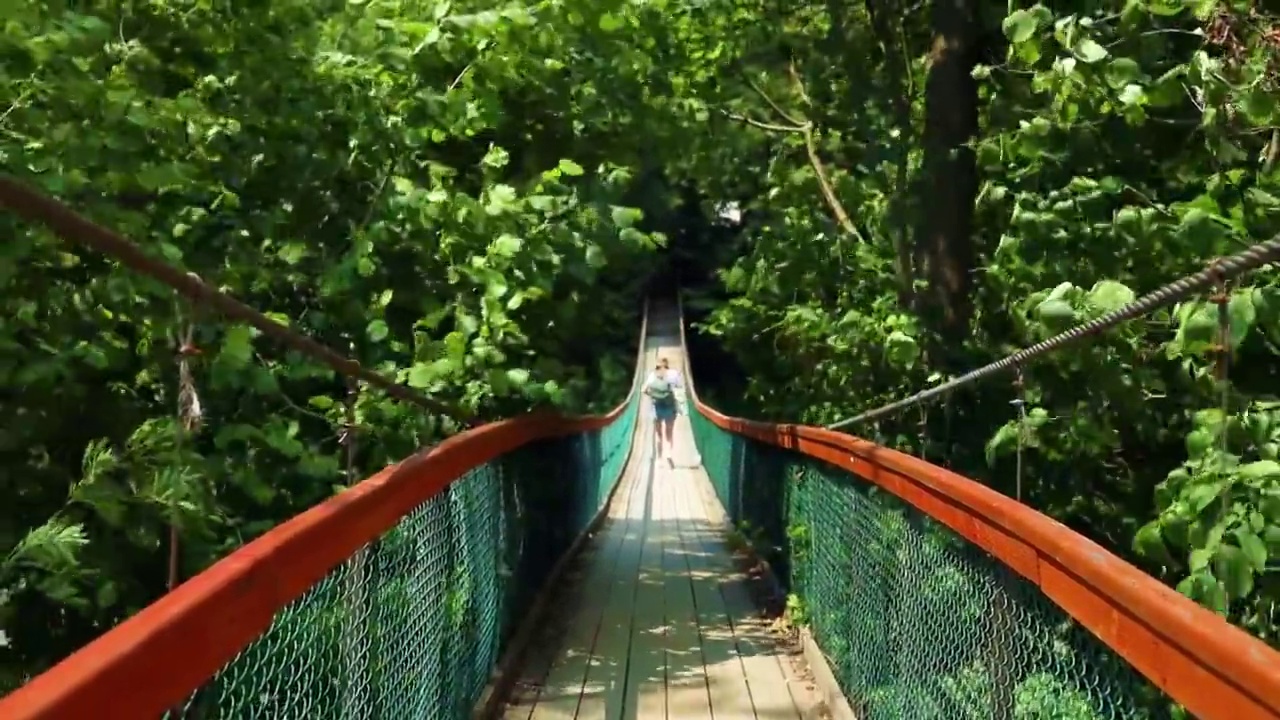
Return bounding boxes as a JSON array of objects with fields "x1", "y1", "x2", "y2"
[{"x1": 1, "y1": 177, "x2": 1279, "y2": 720}]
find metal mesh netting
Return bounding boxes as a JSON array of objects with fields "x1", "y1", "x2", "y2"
[
  {"x1": 688, "y1": 405, "x2": 1181, "y2": 720},
  {"x1": 173, "y1": 392, "x2": 639, "y2": 720}
]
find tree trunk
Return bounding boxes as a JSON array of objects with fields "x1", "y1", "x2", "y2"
[
  {"x1": 918, "y1": 0, "x2": 980, "y2": 339},
  {"x1": 863, "y1": 0, "x2": 918, "y2": 311}
]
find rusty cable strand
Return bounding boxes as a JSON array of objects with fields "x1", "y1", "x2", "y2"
[
  {"x1": 0, "y1": 175, "x2": 473, "y2": 426},
  {"x1": 169, "y1": 318, "x2": 202, "y2": 593},
  {"x1": 828, "y1": 237, "x2": 1280, "y2": 431}
]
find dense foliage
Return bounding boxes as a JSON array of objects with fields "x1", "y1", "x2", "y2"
[
  {"x1": 0, "y1": 0, "x2": 666, "y2": 692},
  {"x1": 672, "y1": 0, "x2": 1280, "y2": 651},
  {"x1": 3, "y1": 0, "x2": 1279, "y2": 700}
]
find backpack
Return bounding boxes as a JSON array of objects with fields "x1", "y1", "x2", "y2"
[{"x1": 648, "y1": 374, "x2": 674, "y2": 404}]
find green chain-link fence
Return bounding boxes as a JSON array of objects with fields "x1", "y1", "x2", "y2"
[
  {"x1": 172, "y1": 391, "x2": 640, "y2": 720},
  {"x1": 688, "y1": 404, "x2": 1181, "y2": 720}
]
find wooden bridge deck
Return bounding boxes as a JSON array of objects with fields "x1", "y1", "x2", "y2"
[{"x1": 498, "y1": 335, "x2": 821, "y2": 720}]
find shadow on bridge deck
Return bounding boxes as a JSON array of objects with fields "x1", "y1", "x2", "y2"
[{"x1": 494, "y1": 334, "x2": 822, "y2": 720}]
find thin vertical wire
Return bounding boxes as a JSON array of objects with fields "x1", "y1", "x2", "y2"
[
  {"x1": 1211, "y1": 272, "x2": 1232, "y2": 522},
  {"x1": 1012, "y1": 368, "x2": 1027, "y2": 503},
  {"x1": 918, "y1": 403, "x2": 929, "y2": 463},
  {"x1": 340, "y1": 375, "x2": 369, "y2": 719}
]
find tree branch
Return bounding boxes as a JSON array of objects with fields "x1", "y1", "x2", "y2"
[
  {"x1": 745, "y1": 76, "x2": 807, "y2": 127},
  {"x1": 723, "y1": 110, "x2": 807, "y2": 134},
  {"x1": 732, "y1": 69, "x2": 867, "y2": 245}
]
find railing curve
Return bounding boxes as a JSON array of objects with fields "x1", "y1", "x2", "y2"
[
  {"x1": 676, "y1": 295, "x2": 1280, "y2": 720},
  {"x1": 0, "y1": 302, "x2": 650, "y2": 720}
]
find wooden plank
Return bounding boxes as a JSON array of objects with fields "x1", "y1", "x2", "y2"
[
  {"x1": 500, "y1": 411, "x2": 650, "y2": 719},
  {"x1": 618, "y1": 450, "x2": 667, "y2": 719},
  {"x1": 660, "y1": 426, "x2": 715, "y2": 720},
  {"x1": 523, "y1": 414, "x2": 652, "y2": 720},
  {"x1": 574, "y1": 423, "x2": 652, "y2": 719},
  {"x1": 669, "y1": 451, "x2": 758, "y2": 720},
  {"x1": 682, "y1": 455, "x2": 807, "y2": 719}
]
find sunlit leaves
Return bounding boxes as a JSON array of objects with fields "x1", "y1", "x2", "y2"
[
  {"x1": 366, "y1": 319, "x2": 390, "y2": 343},
  {"x1": 1072, "y1": 38, "x2": 1107, "y2": 64},
  {"x1": 1002, "y1": 7, "x2": 1048, "y2": 44},
  {"x1": 557, "y1": 159, "x2": 585, "y2": 176},
  {"x1": 484, "y1": 184, "x2": 520, "y2": 215},
  {"x1": 610, "y1": 206, "x2": 643, "y2": 228},
  {"x1": 884, "y1": 330, "x2": 919, "y2": 369},
  {"x1": 1084, "y1": 280, "x2": 1135, "y2": 316},
  {"x1": 492, "y1": 233, "x2": 523, "y2": 256}
]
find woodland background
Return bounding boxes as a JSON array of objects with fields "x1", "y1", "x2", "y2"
[{"x1": 2, "y1": 0, "x2": 1279, "y2": 694}]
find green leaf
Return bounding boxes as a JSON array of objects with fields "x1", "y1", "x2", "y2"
[
  {"x1": 610, "y1": 206, "x2": 643, "y2": 228},
  {"x1": 1133, "y1": 522, "x2": 1172, "y2": 564},
  {"x1": 1213, "y1": 544, "x2": 1254, "y2": 601},
  {"x1": 984, "y1": 422, "x2": 1019, "y2": 466},
  {"x1": 278, "y1": 243, "x2": 305, "y2": 265},
  {"x1": 308, "y1": 396, "x2": 335, "y2": 410},
  {"x1": 884, "y1": 330, "x2": 920, "y2": 369},
  {"x1": 1240, "y1": 85, "x2": 1279, "y2": 125},
  {"x1": 585, "y1": 244, "x2": 606, "y2": 269},
  {"x1": 1184, "y1": 480, "x2": 1224, "y2": 512},
  {"x1": 506, "y1": 368, "x2": 530, "y2": 385},
  {"x1": 407, "y1": 363, "x2": 435, "y2": 389},
  {"x1": 493, "y1": 234, "x2": 523, "y2": 256},
  {"x1": 1118, "y1": 84, "x2": 1145, "y2": 107},
  {"x1": 481, "y1": 144, "x2": 510, "y2": 169},
  {"x1": 1189, "y1": 546, "x2": 1213, "y2": 572},
  {"x1": 1235, "y1": 460, "x2": 1280, "y2": 480},
  {"x1": 598, "y1": 12, "x2": 624, "y2": 32},
  {"x1": 1261, "y1": 492, "x2": 1280, "y2": 522},
  {"x1": 1103, "y1": 58, "x2": 1143, "y2": 89},
  {"x1": 557, "y1": 159, "x2": 585, "y2": 176},
  {"x1": 221, "y1": 325, "x2": 255, "y2": 368},
  {"x1": 485, "y1": 184, "x2": 519, "y2": 215},
  {"x1": 136, "y1": 163, "x2": 187, "y2": 192},
  {"x1": 1175, "y1": 206, "x2": 1227, "y2": 247},
  {"x1": 1085, "y1": 280, "x2": 1135, "y2": 314},
  {"x1": 527, "y1": 195, "x2": 556, "y2": 212},
  {"x1": 366, "y1": 319, "x2": 389, "y2": 342},
  {"x1": 1035, "y1": 298, "x2": 1075, "y2": 326},
  {"x1": 1227, "y1": 290, "x2": 1256, "y2": 349},
  {"x1": 1234, "y1": 529, "x2": 1268, "y2": 572},
  {"x1": 1001, "y1": 9, "x2": 1041, "y2": 43},
  {"x1": 1073, "y1": 38, "x2": 1108, "y2": 64}
]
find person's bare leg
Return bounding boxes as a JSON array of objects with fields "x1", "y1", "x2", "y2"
[{"x1": 662, "y1": 419, "x2": 675, "y2": 464}]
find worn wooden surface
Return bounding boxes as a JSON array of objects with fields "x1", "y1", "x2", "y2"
[{"x1": 502, "y1": 337, "x2": 816, "y2": 720}]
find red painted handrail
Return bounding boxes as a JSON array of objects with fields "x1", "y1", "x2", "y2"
[
  {"x1": 676, "y1": 297, "x2": 1280, "y2": 720},
  {"x1": 0, "y1": 304, "x2": 649, "y2": 720}
]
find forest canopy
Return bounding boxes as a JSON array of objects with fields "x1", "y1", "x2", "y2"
[{"x1": 3, "y1": 0, "x2": 1279, "y2": 696}]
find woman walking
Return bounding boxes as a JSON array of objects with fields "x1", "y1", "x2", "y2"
[{"x1": 644, "y1": 356, "x2": 682, "y2": 465}]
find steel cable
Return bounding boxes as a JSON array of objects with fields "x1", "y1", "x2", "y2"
[
  {"x1": 827, "y1": 236, "x2": 1280, "y2": 431},
  {"x1": 0, "y1": 175, "x2": 472, "y2": 425}
]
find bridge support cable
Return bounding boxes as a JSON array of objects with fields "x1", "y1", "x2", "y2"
[
  {"x1": 827, "y1": 236, "x2": 1280, "y2": 430},
  {"x1": 0, "y1": 174, "x2": 470, "y2": 425}
]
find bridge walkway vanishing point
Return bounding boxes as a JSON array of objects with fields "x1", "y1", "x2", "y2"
[{"x1": 495, "y1": 319, "x2": 819, "y2": 720}]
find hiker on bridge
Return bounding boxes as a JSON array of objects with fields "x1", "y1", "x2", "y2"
[{"x1": 644, "y1": 356, "x2": 683, "y2": 465}]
